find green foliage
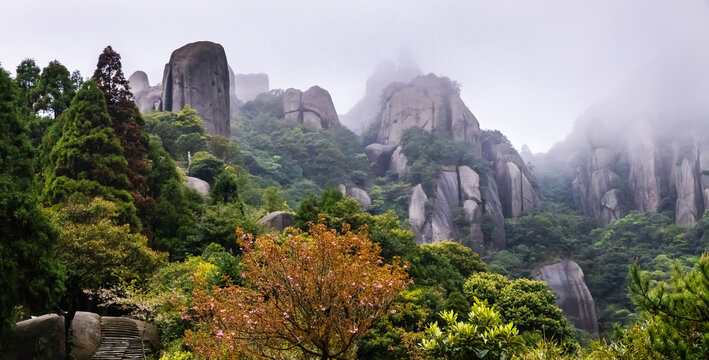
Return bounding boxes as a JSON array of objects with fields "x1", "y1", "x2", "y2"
[
  {"x1": 210, "y1": 167, "x2": 240, "y2": 205},
  {"x1": 625, "y1": 253, "x2": 709, "y2": 359},
  {"x1": 262, "y1": 185, "x2": 287, "y2": 212},
  {"x1": 0, "y1": 66, "x2": 65, "y2": 333},
  {"x1": 186, "y1": 202, "x2": 266, "y2": 255},
  {"x1": 463, "y1": 273, "x2": 579, "y2": 352},
  {"x1": 35, "y1": 60, "x2": 76, "y2": 118},
  {"x1": 410, "y1": 242, "x2": 487, "y2": 295},
  {"x1": 400, "y1": 127, "x2": 489, "y2": 193},
  {"x1": 44, "y1": 80, "x2": 140, "y2": 227},
  {"x1": 144, "y1": 107, "x2": 208, "y2": 161},
  {"x1": 188, "y1": 151, "x2": 225, "y2": 184},
  {"x1": 419, "y1": 298, "x2": 524, "y2": 360},
  {"x1": 14, "y1": 58, "x2": 41, "y2": 118}
]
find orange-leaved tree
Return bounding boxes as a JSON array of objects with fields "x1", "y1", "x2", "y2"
[{"x1": 184, "y1": 220, "x2": 410, "y2": 359}]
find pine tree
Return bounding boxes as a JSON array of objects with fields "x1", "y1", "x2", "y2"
[
  {"x1": 35, "y1": 60, "x2": 75, "y2": 118},
  {"x1": 92, "y1": 46, "x2": 153, "y2": 218},
  {"x1": 44, "y1": 80, "x2": 139, "y2": 228},
  {"x1": 0, "y1": 66, "x2": 65, "y2": 334}
]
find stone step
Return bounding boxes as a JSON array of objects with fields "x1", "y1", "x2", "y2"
[{"x1": 91, "y1": 317, "x2": 151, "y2": 360}]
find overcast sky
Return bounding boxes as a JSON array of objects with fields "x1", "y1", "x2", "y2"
[{"x1": 2, "y1": 0, "x2": 708, "y2": 152}]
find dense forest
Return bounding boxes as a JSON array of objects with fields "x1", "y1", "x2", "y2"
[{"x1": 2, "y1": 43, "x2": 709, "y2": 360}]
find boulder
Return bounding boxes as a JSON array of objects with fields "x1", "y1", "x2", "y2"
[
  {"x1": 599, "y1": 189, "x2": 626, "y2": 225},
  {"x1": 129, "y1": 71, "x2": 163, "y2": 114},
  {"x1": 377, "y1": 74, "x2": 481, "y2": 153},
  {"x1": 282, "y1": 86, "x2": 339, "y2": 131},
  {"x1": 128, "y1": 71, "x2": 149, "y2": 93},
  {"x1": 235, "y1": 73, "x2": 269, "y2": 102},
  {"x1": 259, "y1": 211, "x2": 295, "y2": 231},
  {"x1": 364, "y1": 143, "x2": 396, "y2": 176},
  {"x1": 463, "y1": 199, "x2": 484, "y2": 248},
  {"x1": 537, "y1": 260, "x2": 599, "y2": 336},
  {"x1": 161, "y1": 41, "x2": 231, "y2": 136},
  {"x1": 71, "y1": 312, "x2": 101, "y2": 360},
  {"x1": 348, "y1": 187, "x2": 372, "y2": 211},
  {"x1": 186, "y1": 176, "x2": 210, "y2": 196},
  {"x1": 4, "y1": 314, "x2": 66, "y2": 360}
]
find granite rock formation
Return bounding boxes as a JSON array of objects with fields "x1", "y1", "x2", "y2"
[
  {"x1": 186, "y1": 176, "x2": 210, "y2": 196},
  {"x1": 259, "y1": 211, "x2": 295, "y2": 231},
  {"x1": 235, "y1": 73, "x2": 269, "y2": 102},
  {"x1": 537, "y1": 260, "x2": 599, "y2": 336},
  {"x1": 342, "y1": 51, "x2": 421, "y2": 134},
  {"x1": 161, "y1": 41, "x2": 231, "y2": 136},
  {"x1": 377, "y1": 74, "x2": 481, "y2": 153},
  {"x1": 128, "y1": 71, "x2": 163, "y2": 114},
  {"x1": 283, "y1": 86, "x2": 340, "y2": 131}
]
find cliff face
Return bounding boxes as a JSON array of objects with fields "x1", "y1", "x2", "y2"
[
  {"x1": 365, "y1": 74, "x2": 540, "y2": 249},
  {"x1": 537, "y1": 260, "x2": 599, "y2": 336}
]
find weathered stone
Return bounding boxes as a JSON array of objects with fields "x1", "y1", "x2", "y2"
[
  {"x1": 537, "y1": 260, "x2": 599, "y2": 336},
  {"x1": 186, "y1": 176, "x2": 210, "y2": 196},
  {"x1": 591, "y1": 147, "x2": 617, "y2": 169},
  {"x1": 259, "y1": 211, "x2": 295, "y2": 231},
  {"x1": 675, "y1": 157, "x2": 703, "y2": 228},
  {"x1": 235, "y1": 73, "x2": 269, "y2": 102},
  {"x1": 364, "y1": 143, "x2": 396, "y2": 176},
  {"x1": 463, "y1": 199, "x2": 484, "y2": 248},
  {"x1": 409, "y1": 184, "x2": 428, "y2": 244},
  {"x1": 377, "y1": 74, "x2": 481, "y2": 152},
  {"x1": 431, "y1": 171, "x2": 460, "y2": 242},
  {"x1": 282, "y1": 86, "x2": 339, "y2": 131},
  {"x1": 71, "y1": 312, "x2": 101, "y2": 360},
  {"x1": 161, "y1": 41, "x2": 230, "y2": 136},
  {"x1": 128, "y1": 71, "x2": 149, "y2": 94},
  {"x1": 458, "y1": 166, "x2": 481, "y2": 201},
  {"x1": 338, "y1": 184, "x2": 347, "y2": 196},
  {"x1": 5, "y1": 314, "x2": 66, "y2": 360},
  {"x1": 388, "y1": 146, "x2": 409, "y2": 177},
  {"x1": 349, "y1": 187, "x2": 372, "y2": 211},
  {"x1": 600, "y1": 189, "x2": 625, "y2": 225},
  {"x1": 626, "y1": 123, "x2": 661, "y2": 212},
  {"x1": 483, "y1": 174, "x2": 506, "y2": 250}
]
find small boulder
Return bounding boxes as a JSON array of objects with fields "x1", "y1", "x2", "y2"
[
  {"x1": 348, "y1": 187, "x2": 372, "y2": 211},
  {"x1": 259, "y1": 211, "x2": 295, "y2": 231},
  {"x1": 5, "y1": 314, "x2": 66, "y2": 360},
  {"x1": 186, "y1": 176, "x2": 210, "y2": 196},
  {"x1": 71, "y1": 312, "x2": 101, "y2": 360},
  {"x1": 364, "y1": 143, "x2": 396, "y2": 176}
]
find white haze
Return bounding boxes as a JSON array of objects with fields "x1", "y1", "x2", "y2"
[{"x1": 2, "y1": 0, "x2": 708, "y2": 152}]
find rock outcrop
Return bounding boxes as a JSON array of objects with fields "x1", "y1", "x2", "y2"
[
  {"x1": 161, "y1": 41, "x2": 231, "y2": 136},
  {"x1": 338, "y1": 184, "x2": 372, "y2": 211},
  {"x1": 377, "y1": 74, "x2": 481, "y2": 153},
  {"x1": 409, "y1": 166, "x2": 493, "y2": 249},
  {"x1": 186, "y1": 176, "x2": 210, "y2": 196},
  {"x1": 71, "y1": 312, "x2": 102, "y2": 360},
  {"x1": 128, "y1": 71, "x2": 163, "y2": 114},
  {"x1": 259, "y1": 211, "x2": 295, "y2": 232},
  {"x1": 4, "y1": 314, "x2": 65, "y2": 359},
  {"x1": 537, "y1": 260, "x2": 599, "y2": 336},
  {"x1": 235, "y1": 73, "x2": 269, "y2": 102},
  {"x1": 483, "y1": 135, "x2": 542, "y2": 218},
  {"x1": 342, "y1": 52, "x2": 421, "y2": 134},
  {"x1": 363, "y1": 144, "x2": 396, "y2": 176},
  {"x1": 283, "y1": 86, "x2": 340, "y2": 131}
]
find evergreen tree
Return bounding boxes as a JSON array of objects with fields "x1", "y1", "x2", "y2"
[
  {"x1": 14, "y1": 58, "x2": 40, "y2": 117},
  {"x1": 44, "y1": 80, "x2": 139, "y2": 228},
  {"x1": 92, "y1": 46, "x2": 152, "y2": 218},
  {"x1": 0, "y1": 66, "x2": 65, "y2": 334},
  {"x1": 35, "y1": 60, "x2": 75, "y2": 118}
]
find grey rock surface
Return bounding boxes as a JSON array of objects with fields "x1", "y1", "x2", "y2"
[
  {"x1": 409, "y1": 184, "x2": 428, "y2": 244},
  {"x1": 537, "y1": 260, "x2": 599, "y2": 336},
  {"x1": 483, "y1": 174, "x2": 506, "y2": 250},
  {"x1": 235, "y1": 73, "x2": 269, "y2": 102},
  {"x1": 71, "y1": 312, "x2": 101, "y2": 360},
  {"x1": 377, "y1": 74, "x2": 481, "y2": 152},
  {"x1": 129, "y1": 71, "x2": 163, "y2": 114},
  {"x1": 431, "y1": 171, "x2": 460, "y2": 242},
  {"x1": 259, "y1": 211, "x2": 295, "y2": 231},
  {"x1": 282, "y1": 86, "x2": 339, "y2": 131},
  {"x1": 348, "y1": 187, "x2": 372, "y2": 211},
  {"x1": 128, "y1": 71, "x2": 149, "y2": 94},
  {"x1": 388, "y1": 146, "x2": 409, "y2": 177},
  {"x1": 186, "y1": 176, "x2": 210, "y2": 196},
  {"x1": 364, "y1": 143, "x2": 396, "y2": 176},
  {"x1": 4, "y1": 314, "x2": 66, "y2": 360},
  {"x1": 161, "y1": 41, "x2": 231, "y2": 135}
]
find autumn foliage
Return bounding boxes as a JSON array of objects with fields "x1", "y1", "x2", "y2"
[{"x1": 184, "y1": 220, "x2": 410, "y2": 359}]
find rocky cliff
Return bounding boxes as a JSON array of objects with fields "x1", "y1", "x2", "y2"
[
  {"x1": 283, "y1": 86, "x2": 340, "y2": 131},
  {"x1": 537, "y1": 260, "x2": 599, "y2": 336},
  {"x1": 541, "y1": 57, "x2": 709, "y2": 228},
  {"x1": 161, "y1": 41, "x2": 231, "y2": 136},
  {"x1": 365, "y1": 74, "x2": 539, "y2": 249}
]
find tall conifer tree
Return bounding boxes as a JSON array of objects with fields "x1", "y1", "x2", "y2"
[{"x1": 92, "y1": 46, "x2": 153, "y2": 218}]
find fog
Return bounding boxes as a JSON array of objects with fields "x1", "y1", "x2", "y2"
[{"x1": 2, "y1": 0, "x2": 708, "y2": 152}]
